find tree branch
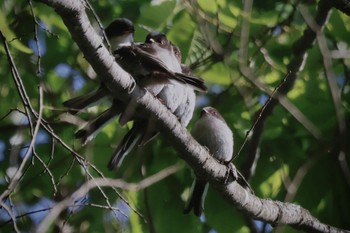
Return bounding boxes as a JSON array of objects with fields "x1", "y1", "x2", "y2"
[
  {"x1": 33, "y1": 0, "x2": 349, "y2": 232},
  {"x1": 35, "y1": 164, "x2": 181, "y2": 233}
]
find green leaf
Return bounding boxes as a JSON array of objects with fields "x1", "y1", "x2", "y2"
[{"x1": 0, "y1": 10, "x2": 32, "y2": 54}]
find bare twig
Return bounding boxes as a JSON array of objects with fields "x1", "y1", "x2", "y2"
[
  {"x1": 234, "y1": 72, "x2": 291, "y2": 161},
  {"x1": 0, "y1": 28, "x2": 142, "y2": 224},
  {"x1": 84, "y1": 0, "x2": 111, "y2": 51},
  {"x1": 0, "y1": 200, "x2": 20, "y2": 233},
  {"x1": 0, "y1": 85, "x2": 43, "y2": 201},
  {"x1": 28, "y1": 0, "x2": 42, "y2": 75},
  {"x1": 36, "y1": 164, "x2": 181, "y2": 233}
]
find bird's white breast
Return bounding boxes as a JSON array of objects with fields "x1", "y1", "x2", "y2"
[{"x1": 191, "y1": 115, "x2": 233, "y2": 162}]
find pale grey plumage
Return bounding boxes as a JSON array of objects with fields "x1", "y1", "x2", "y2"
[{"x1": 184, "y1": 107, "x2": 233, "y2": 216}]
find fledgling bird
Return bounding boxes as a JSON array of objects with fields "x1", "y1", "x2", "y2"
[
  {"x1": 62, "y1": 19, "x2": 136, "y2": 144},
  {"x1": 62, "y1": 18, "x2": 135, "y2": 114},
  {"x1": 73, "y1": 30, "x2": 199, "y2": 145},
  {"x1": 183, "y1": 107, "x2": 250, "y2": 217},
  {"x1": 113, "y1": 31, "x2": 207, "y2": 96},
  {"x1": 63, "y1": 16, "x2": 206, "y2": 169},
  {"x1": 115, "y1": 30, "x2": 207, "y2": 125},
  {"x1": 107, "y1": 32, "x2": 203, "y2": 170},
  {"x1": 105, "y1": 18, "x2": 135, "y2": 50},
  {"x1": 68, "y1": 22, "x2": 207, "y2": 145},
  {"x1": 144, "y1": 32, "x2": 196, "y2": 127}
]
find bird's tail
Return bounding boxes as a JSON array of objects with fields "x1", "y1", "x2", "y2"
[
  {"x1": 63, "y1": 86, "x2": 107, "y2": 114},
  {"x1": 107, "y1": 122, "x2": 144, "y2": 170},
  {"x1": 75, "y1": 102, "x2": 123, "y2": 145},
  {"x1": 174, "y1": 72, "x2": 208, "y2": 93},
  {"x1": 183, "y1": 179, "x2": 208, "y2": 217}
]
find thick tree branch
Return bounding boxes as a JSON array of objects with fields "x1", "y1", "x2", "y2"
[{"x1": 33, "y1": 0, "x2": 349, "y2": 232}]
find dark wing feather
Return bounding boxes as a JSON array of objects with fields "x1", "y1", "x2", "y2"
[
  {"x1": 107, "y1": 122, "x2": 144, "y2": 170},
  {"x1": 75, "y1": 101, "x2": 124, "y2": 144},
  {"x1": 63, "y1": 85, "x2": 107, "y2": 114}
]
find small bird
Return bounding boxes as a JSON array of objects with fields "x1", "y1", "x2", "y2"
[
  {"x1": 184, "y1": 107, "x2": 250, "y2": 216},
  {"x1": 74, "y1": 103, "x2": 125, "y2": 144},
  {"x1": 172, "y1": 66, "x2": 197, "y2": 127},
  {"x1": 113, "y1": 31, "x2": 207, "y2": 95},
  {"x1": 105, "y1": 18, "x2": 135, "y2": 50},
  {"x1": 63, "y1": 20, "x2": 207, "y2": 169},
  {"x1": 62, "y1": 18, "x2": 135, "y2": 114},
  {"x1": 73, "y1": 30, "x2": 199, "y2": 145},
  {"x1": 107, "y1": 32, "x2": 204, "y2": 170},
  {"x1": 144, "y1": 32, "x2": 196, "y2": 127}
]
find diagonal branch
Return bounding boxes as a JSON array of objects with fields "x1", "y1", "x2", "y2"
[{"x1": 33, "y1": 0, "x2": 349, "y2": 232}]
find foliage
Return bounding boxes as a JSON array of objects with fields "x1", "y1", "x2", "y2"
[{"x1": 0, "y1": 0, "x2": 349, "y2": 232}]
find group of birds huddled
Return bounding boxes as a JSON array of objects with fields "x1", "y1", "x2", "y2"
[{"x1": 63, "y1": 18, "x2": 250, "y2": 217}]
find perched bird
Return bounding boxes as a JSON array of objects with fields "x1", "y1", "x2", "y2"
[
  {"x1": 74, "y1": 103, "x2": 124, "y2": 144},
  {"x1": 65, "y1": 21, "x2": 206, "y2": 145},
  {"x1": 63, "y1": 18, "x2": 207, "y2": 169},
  {"x1": 144, "y1": 32, "x2": 196, "y2": 127},
  {"x1": 107, "y1": 32, "x2": 204, "y2": 170},
  {"x1": 184, "y1": 107, "x2": 250, "y2": 216},
  {"x1": 73, "y1": 30, "x2": 199, "y2": 145},
  {"x1": 62, "y1": 19, "x2": 136, "y2": 145},
  {"x1": 105, "y1": 18, "x2": 135, "y2": 50},
  {"x1": 62, "y1": 18, "x2": 135, "y2": 114},
  {"x1": 113, "y1": 31, "x2": 207, "y2": 96}
]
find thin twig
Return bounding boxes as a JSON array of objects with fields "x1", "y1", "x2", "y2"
[
  {"x1": 28, "y1": 0, "x2": 42, "y2": 75},
  {"x1": 35, "y1": 164, "x2": 181, "y2": 233},
  {"x1": 0, "y1": 200, "x2": 20, "y2": 233},
  {"x1": 0, "y1": 86, "x2": 43, "y2": 200},
  {"x1": 1, "y1": 28, "x2": 142, "y2": 225},
  {"x1": 234, "y1": 71, "x2": 291, "y2": 161},
  {"x1": 84, "y1": 0, "x2": 111, "y2": 51}
]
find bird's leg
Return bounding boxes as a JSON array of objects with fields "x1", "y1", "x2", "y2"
[{"x1": 219, "y1": 162, "x2": 238, "y2": 184}]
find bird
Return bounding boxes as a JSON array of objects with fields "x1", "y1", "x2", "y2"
[
  {"x1": 112, "y1": 31, "x2": 207, "y2": 96},
  {"x1": 142, "y1": 32, "x2": 197, "y2": 127},
  {"x1": 72, "y1": 30, "x2": 199, "y2": 145},
  {"x1": 65, "y1": 22, "x2": 207, "y2": 144},
  {"x1": 62, "y1": 18, "x2": 135, "y2": 114},
  {"x1": 107, "y1": 32, "x2": 204, "y2": 170},
  {"x1": 105, "y1": 18, "x2": 135, "y2": 51},
  {"x1": 183, "y1": 107, "x2": 251, "y2": 216},
  {"x1": 63, "y1": 19, "x2": 207, "y2": 169},
  {"x1": 73, "y1": 103, "x2": 125, "y2": 144}
]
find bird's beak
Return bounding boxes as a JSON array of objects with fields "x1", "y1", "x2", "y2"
[{"x1": 201, "y1": 107, "x2": 209, "y2": 117}]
